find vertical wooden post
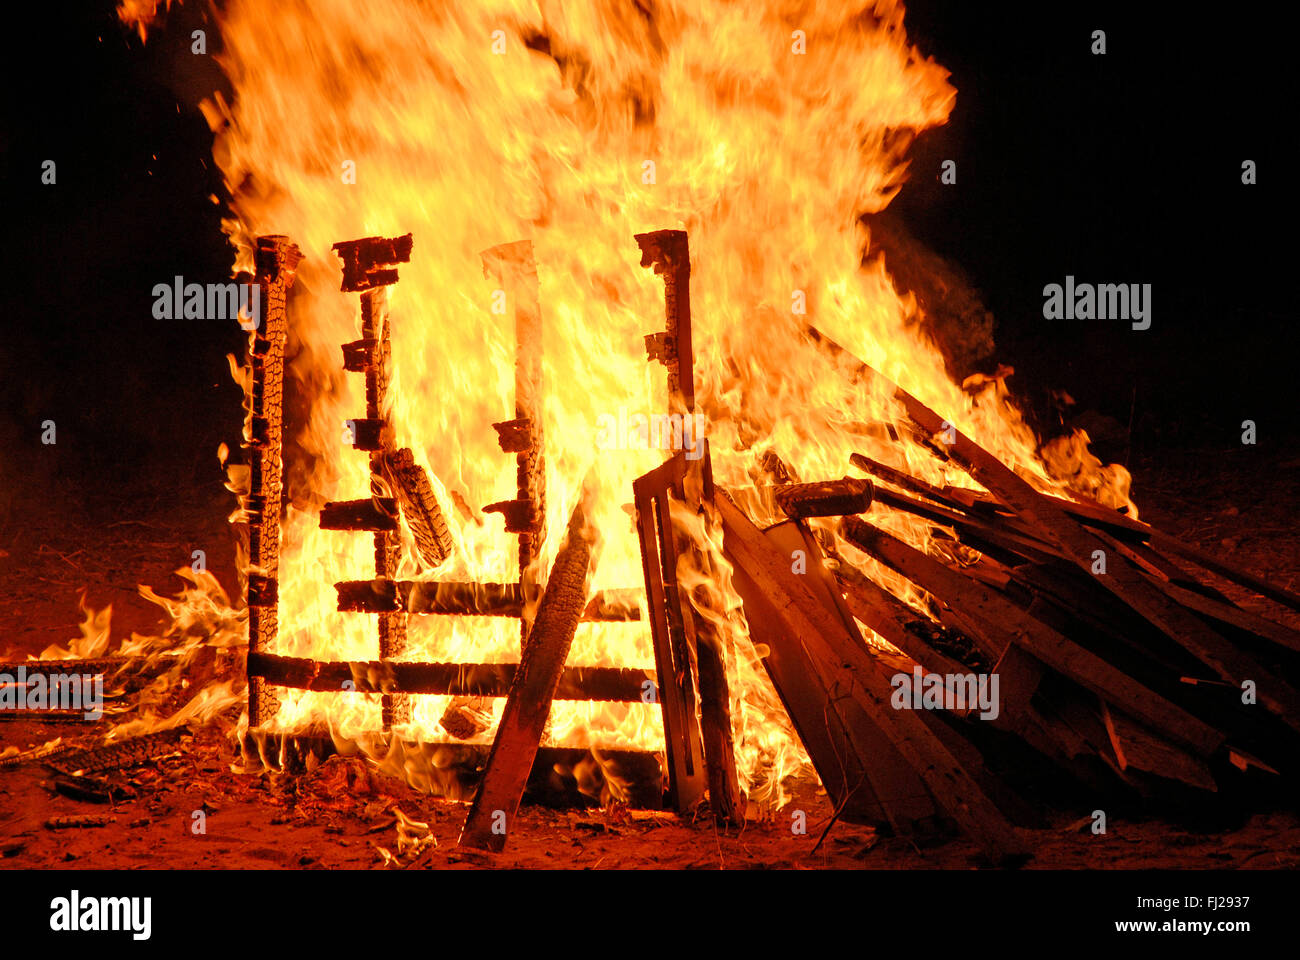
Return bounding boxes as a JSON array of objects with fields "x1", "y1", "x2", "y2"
[
  {"x1": 246, "y1": 235, "x2": 302, "y2": 729},
  {"x1": 331, "y1": 234, "x2": 415, "y2": 731},
  {"x1": 633, "y1": 230, "x2": 693, "y2": 415},
  {"x1": 634, "y1": 229, "x2": 742, "y2": 822},
  {"x1": 481, "y1": 240, "x2": 546, "y2": 650},
  {"x1": 633, "y1": 456, "x2": 708, "y2": 812},
  {"x1": 360, "y1": 287, "x2": 410, "y2": 728}
]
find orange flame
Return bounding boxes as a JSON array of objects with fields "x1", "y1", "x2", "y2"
[{"x1": 114, "y1": 0, "x2": 1133, "y2": 809}]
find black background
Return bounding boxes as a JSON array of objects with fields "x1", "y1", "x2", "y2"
[
  {"x1": 897, "y1": 1, "x2": 1289, "y2": 447},
  {"x1": 0, "y1": 1, "x2": 1291, "y2": 497},
  {"x1": 8, "y1": 867, "x2": 1289, "y2": 945}
]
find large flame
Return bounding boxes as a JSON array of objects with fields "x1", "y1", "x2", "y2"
[{"x1": 113, "y1": 0, "x2": 1132, "y2": 808}]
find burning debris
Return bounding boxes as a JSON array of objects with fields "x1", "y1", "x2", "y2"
[
  {"x1": 217, "y1": 221, "x2": 1297, "y2": 864},
  {"x1": 6, "y1": 0, "x2": 1295, "y2": 881}
]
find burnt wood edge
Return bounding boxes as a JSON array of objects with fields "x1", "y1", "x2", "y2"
[
  {"x1": 247, "y1": 652, "x2": 651, "y2": 703},
  {"x1": 334, "y1": 580, "x2": 641, "y2": 620}
]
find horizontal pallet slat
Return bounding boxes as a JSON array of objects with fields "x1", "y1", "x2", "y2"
[
  {"x1": 334, "y1": 580, "x2": 641, "y2": 620},
  {"x1": 247, "y1": 652, "x2": 653, "y2": 703},
  {"x1": 319, "y1": 498, "x2": 399, "y2": 532}
]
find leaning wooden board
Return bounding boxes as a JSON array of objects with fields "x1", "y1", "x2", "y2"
[
  {"x1": 717, "y1": 491, "x2": 1028, "y2": 863},
  {"x1": 459, "y1": 496, "x2": 595, "y2": 852}
]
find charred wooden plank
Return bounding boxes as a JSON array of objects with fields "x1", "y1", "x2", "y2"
[
  {"x1": 341, "y1": 338, "x2": 377, "y2": 372},
  {"x1": 459, "y1": 493, "x2": 596, "y2": 852},
  {"x1": 830, "y1": 561, "x2": 978, "y2": 678},
  {"x1": 637, "y1": 230, "x2": 737, "y2": 820},
  {"x1": 246, "y1": 234, "x2": 302, "y2": 728},
  {"x1": 716, "y1": 492, "x2": 1026, "y2": 863},
  {"x1": 988, "y1": 643, "x2": 1047, "y2": 733},
  {"x1": 47, "y1": 728, "x2": 187, "y2": 777},
  {"x1": 400, "y1": 579, "x2": 496, "y2": 617},
  {"x1": 633, "y1": 231, "x2": 733, "y2": 817},
  {"x1": 692, "y1": 611, "x2": 745, "y2": 824},
  {"x1": 381, "y1": 448, "x2": 454, "y2": 567},
  {"x1": 1092, "y1": 530, "x2": 1300, "y2": 654},
  {"x1": 850, "y1": 452, "x2": 972, "y2": 508},
  {"x1": 46, "y1": 815, "x2": 116, "y2": 830},
  {"x1": 839, "y1": 516, "x2": 1225, "y2": 758},
  {"x1": 832, "y1": 546, "x2": 1066, "y2": 785},
  {"x1": 331, "y1": 233, "x2": 413, "y2": 292},
  {"x1": 633, "y1": 455, "x2": 708, "y2": 813},
  {"x1": 319, "y1": 498, "x2": 399, "y2": 531},
  {"x1": 955, "y1": 557, "x2": 1196, "y2": 693},
  {"x1": 1086, "y1": 520, "x2": 1300, "y2": 616},
  {"x1": 812, "y1": 326, "x2": 1300, "y2": 738},
  {"x1": 346, "y1": 417, "x2": 389, "y2": 451},
  {"x1": 876, "y1": 435, "x2": 1300, "y2": 617},
  {"x1": 247, "y1": 652, "x2": 648, "y2": 703},
  {"x1": 683, "y1": 501, "x2": 745, "y2": 826},
  {"x1": 405, "y1": 578, "x2": 482, "y2": 616},
  {"x1": 353, "y1": 285, "x2": 411, "y2": 729},
  {"x1": 1101, "y1": 701, "x2": 1217, "y2": 792},
  {"x1": 334, "y1": 580, "x2": 638, "y2": 621},
  {"x1": 946, "y1": 481, "x2": 1300, "y2": 615},
  {"x1": 482, "y1": 498, "x2": 538, "y2": 535},
  {"x1": 1158, "y1": 581, "x2": 1300, "y2": 654},
  {"x1": 335, "y1": 578, "x2": 405, "y2": 613},
  {"x1": 0, "y1": 710, "x2": 98, "y2": 724},
  {"x1": 246, "y1": 573, "x2": 278, "y2": 608},
  {"x1": 491, "y1": 418, "x2": 534, "y2": 454},
  {"x1": 871, "y1": 486, "x2": 1065, "y2": 566},
  {"x1": 734, "y1": 520, "x2": 938, "y2": 830},
  {"x1": 1141, "y1": 530, "x2": 1300, "y2": 614},
  {"x1": 774, "y1": 478, "x2": 874, "y2": 518},
  {"x1": 634, "y1": 229, "x2": 694, "y2": 412},
  {"x1": 0, "y1": 658, "x2": 131, "y2": 678}
]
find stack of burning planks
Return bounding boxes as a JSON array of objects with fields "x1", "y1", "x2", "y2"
[
  {"x1": 227, "y1": 224, "x2": 1296, "y2": 863},
  {"x1": 710, "y1": 324, "x2": 1300, "y2": 863},
  {"x1": 453, "y1": 232, "x2": 1299, "y2": 861}
]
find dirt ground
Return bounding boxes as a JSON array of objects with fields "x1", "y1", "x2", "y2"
[{"x1": 2, "y1": 444, "x2": 1298, "y2": 870}]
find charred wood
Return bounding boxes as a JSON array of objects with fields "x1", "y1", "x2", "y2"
[
  {"x1": 319, "y1": 498, "x2": 399, "y2": 531},
  {"x1": 774, "y1": 478, "x2": 874, "y2": 518},
  {"x1": 381, "y1": 448, "x2": 455, "y2": 567},
  {"x1": 247, "y1": 652, "x2": 649, "y2": 703},
  {"x1": 460, "y1": 491, "x2": 596, "y2": 852}
]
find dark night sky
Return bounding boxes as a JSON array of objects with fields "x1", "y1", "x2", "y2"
[
  {"x1": 896, "y1": 2, "x2": 1289, "y2": 447},
  {"x1": 0, "y1": 1, "x2": 1291, "y2": 500}
]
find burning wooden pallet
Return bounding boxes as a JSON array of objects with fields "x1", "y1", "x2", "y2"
[
  {"x1": 459, "y1": 229, "x2": 742, "y2": 848},
  {"x1": 241, "y1": 231, "x2": 697, "y2": 827},
  {"x1": 239, "y1": 225, "x2": 1298, "y2": 865}
]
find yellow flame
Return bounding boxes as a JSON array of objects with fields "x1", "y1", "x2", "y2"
[{"x1": 110, "y1": 0, "x2": 1133, "y2": 808}]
